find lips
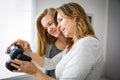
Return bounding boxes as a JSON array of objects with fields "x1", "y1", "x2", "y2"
[
  {"x1": 61, "y1": 28, "x2": 65, "y2": 34},
  {"x1": 50, "y1": 29, "x2": 56, "y2": 36}
]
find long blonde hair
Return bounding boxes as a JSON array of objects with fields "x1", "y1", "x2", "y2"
[
  {"x1": 57, "y1": 2, "x2": 97, "y2": 51},
  {"x1": 36, "y1": 8, "x2": 57, "y2": 56}
]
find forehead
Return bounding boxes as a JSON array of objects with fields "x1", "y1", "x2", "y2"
[
  {"x1": 57, "y1": 10, "x2": 64, "y2": 18},
  {"x1": 57, "y1": 10, "x2": 70, "y2": 19},
  {"x1": 57, "y1": 13, "x2": 62, "y2": 18},
  {"x1": 41, "y1": 14, "x2": 53, "y2": 26}
]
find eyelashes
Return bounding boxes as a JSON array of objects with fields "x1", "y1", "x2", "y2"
[{"x1": 57, "y1": 18, "x2": 62, "y2": 22}]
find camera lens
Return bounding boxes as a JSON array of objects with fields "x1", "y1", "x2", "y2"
[{"x1": 5, "y1": 60, "x2": 18, "y2": 71}]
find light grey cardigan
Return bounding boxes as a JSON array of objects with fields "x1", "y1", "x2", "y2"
[{"x1": 44, "y1": 36, "x2": 104, "y2": 80}]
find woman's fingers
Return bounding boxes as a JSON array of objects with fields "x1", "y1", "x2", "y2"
[
  {"x1": 11, "y1": 63, "x2": 21, "y2": 69},
  {"x1": 5, "y1": 39, "x2": 24, "y2": 54},
  {"x1": 11, "y1": 59, "x2": 24, "y2": 65},
  {"x1": 11, "y1": 59, "x2": 25, "y2": 72},
  {"x1": 11, "y1": 59, "x2": 37, "y2": 74}
]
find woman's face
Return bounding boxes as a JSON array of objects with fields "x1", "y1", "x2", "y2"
[
  {"x1": 57, "y1": 12, "x2": 76, "y2": 38},
  {"x1": 41, "y1": 14, "x2": 61, "y2": 38}
]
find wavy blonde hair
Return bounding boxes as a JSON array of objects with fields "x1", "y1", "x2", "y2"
[
  {"x1": 57, "y1": 2, "x2": 97, "y2": 51},
  {"x1": 57, "y1": 2, "x2": 96, "y2": 39}
]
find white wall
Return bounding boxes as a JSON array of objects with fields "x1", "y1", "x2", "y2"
[
  {"x1": 106, "y1": 0, "x2": 120, "y2": 79},
  {"x1": 0, "y1": 0, "x2": 35, "y2": 80}
]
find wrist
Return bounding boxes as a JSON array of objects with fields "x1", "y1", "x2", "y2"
[
  {"x1": 33, "y1": 68, "x2": 41, "y2": 78},
  {"x1": 33, "y1": 68, "x2": 56, "y2": 80},
  {"x1": 25, "y1": 50, "x2": 33, "y2": 56}
]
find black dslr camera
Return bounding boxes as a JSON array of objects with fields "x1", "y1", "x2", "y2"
[{"x1": 5, "y1": 45, "x2": 32, "y2": 71}]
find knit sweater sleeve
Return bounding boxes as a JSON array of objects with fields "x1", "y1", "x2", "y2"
[{"x1": 43, "y1": 49, "x2": 65, "y2": 70}]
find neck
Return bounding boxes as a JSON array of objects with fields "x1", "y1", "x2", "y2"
[
  {"x1": 58, "y1": 34, "x2": 66, "y2": 44},
  {"x1": 55, "y1": 34, "x2": 66, "y2": 50}
]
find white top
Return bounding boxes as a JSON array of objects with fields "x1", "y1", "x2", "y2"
[
  {"x1": 43, "y1": 49, "x2": 65, "y2": 70},
  {"x1": 44, "y1": 36, "x2": 104, "y2": 80}
]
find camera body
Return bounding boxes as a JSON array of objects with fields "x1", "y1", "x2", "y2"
[{"x1": 5, "y1": 45, "x2": 32, "y2": 71}]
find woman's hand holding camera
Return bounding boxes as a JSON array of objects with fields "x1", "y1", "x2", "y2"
[
  {"x1": 11, "y1": 59, "x2": 38, "y2": 75},
  {"x1": 14, "y1": 39, "x2": 32, "y2": 54},
  {"x1": 5, "y1": 39, "x2": 41, "y2": 76},
  {"x1": 6, "y1": 39, "x2": 33, "y2": 56}
]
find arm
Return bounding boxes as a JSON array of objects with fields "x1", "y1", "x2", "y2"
[
  {"x1": 7, "y1": 39, "x2": 64, "y2": 70},
  {"x1": 26, "y1": 48, "x2": 64, "y2": 70},
  {"x1": 33, "y1": 69, "x2": 56, "y2": 80},
  {"x1": 11, "y1": 59, "x2": 55, "y2": 80},
  {"x1": 43, "y1": 50, "x2": 64, "y2": 70},
  {"x1": 18, "y1": 40, "x2": 65, "y2": 70},
  {"x1": 27, "y1": 51, "x2": 44, "y2": 67},
  {"x1": 18, "y1": 39, "x2": 65, "y2": 70}
]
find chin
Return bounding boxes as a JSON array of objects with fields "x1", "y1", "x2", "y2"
[
  {"x1": 64, "y1": 35, "x2": 69, "y2": 38},
  {"x1": 54, "y1": 35, "x2": 59, "y2": 38},
  {"x1": 63, "y1": 33, "x2": 69, "y2": 37}
]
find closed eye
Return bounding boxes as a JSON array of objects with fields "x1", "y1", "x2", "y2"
[
  {"x1": 57, "y1": 18, "x2": 62, "y2": 23},
  {"x1": 48, "y1": 22, "x2": 53, "y2": 26}
]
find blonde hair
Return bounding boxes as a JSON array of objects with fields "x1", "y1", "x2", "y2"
[
  {"x1": 57, "y1": 2, "x2": 97, "y2": 51},
  {"x1": 36, "y1": 8, "x2": 57, "y2": 56},
  {"x1": 57, "y1": 2, "x2": 96, "y2": 39}
]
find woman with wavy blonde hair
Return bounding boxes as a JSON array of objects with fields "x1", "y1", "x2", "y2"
[{"x1": 55, "y1": 2, "x2": 104, "y2": 80}]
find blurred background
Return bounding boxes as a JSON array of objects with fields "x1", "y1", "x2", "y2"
[{"x1": 0, "y1": 0, "x2": 120, "y2": 80}]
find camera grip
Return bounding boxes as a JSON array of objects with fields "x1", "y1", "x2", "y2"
[
  {"x1": 5, "y1": 60, "x2": 18, "y2": 71},
  {"x1": 5, "y1": 45, "x2": 32, "y2": 71}
]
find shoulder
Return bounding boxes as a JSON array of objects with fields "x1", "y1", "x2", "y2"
[
  {"x1": 76, "y1": 36, "x2": 101, "y2": 51},
  {"x1": 79, "y1": 36, "x2": 99, "y2": 45}
]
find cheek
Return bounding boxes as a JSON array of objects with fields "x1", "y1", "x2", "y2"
[
  {"x1": 54, "y1": 31, "x2": 61, "y2": 38},
  {"x1": 66, "y1": 22, "x2": 73, "y2": 31},
  {"x1": 47, "y1": 29, "x2": 51, "y2": 34},
  {"x1": 66, "y1": 22, "x2": 76, "y2": 36}
]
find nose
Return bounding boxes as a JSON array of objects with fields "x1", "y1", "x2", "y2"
[
  {"x1": 57, "y1": 24, "x2": 62, "y2": 30},
  {"x1": 47, "y1": 27, "x2": 53, "y2": 33}
]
